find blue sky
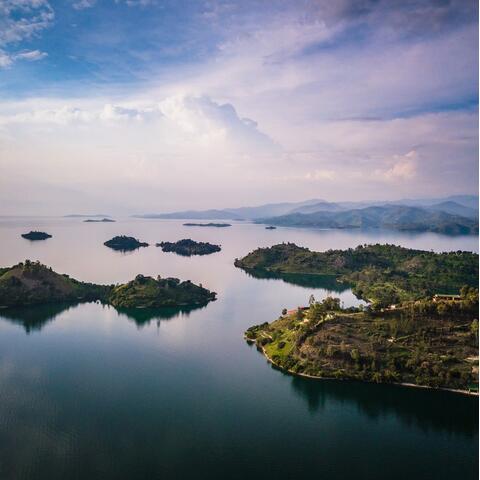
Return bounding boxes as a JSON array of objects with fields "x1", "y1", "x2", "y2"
[{"x1": 0, "y1": 0, "x2": 478, "y2": 214}]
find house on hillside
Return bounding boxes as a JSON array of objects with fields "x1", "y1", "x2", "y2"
[
  {"x1": 287, "y1": 306, "x2": 309, "y2": 315},
  {"x1": 433, "y1": 294, "x2": 462, "y2": 302}
]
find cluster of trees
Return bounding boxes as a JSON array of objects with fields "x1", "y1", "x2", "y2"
[
  {"x1": 108, "y1": 274, "x2": 216, "y2": 308},
  {"x1": 236, "y1": 243, "x2": 478, "y2": 307}
]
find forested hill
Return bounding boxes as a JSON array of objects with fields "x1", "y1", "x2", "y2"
[{"x1": 235, "y1": 243, "x2": 479, "y2": 307}]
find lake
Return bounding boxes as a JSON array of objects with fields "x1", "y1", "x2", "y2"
[{"x1": 0, "y1": 217, "x2": 478, "y2": 480}]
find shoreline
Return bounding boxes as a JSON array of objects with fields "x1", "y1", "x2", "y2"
[{"x1": 246, "y1": 337, "x2": 479, "y2": 397}]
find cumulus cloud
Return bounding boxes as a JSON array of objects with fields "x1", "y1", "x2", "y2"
[
  {"x1": 0, "y1": 0, "x2": 476, "y2": 213},
  {"x1": 377, "y1": 151, "x2": 418, "y2": 181}
]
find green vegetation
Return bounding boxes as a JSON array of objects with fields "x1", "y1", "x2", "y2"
[
  {"x1": 246, "y1": 291, "x2": 479, "y2": 393},
  {"x1": 0, "y1": 260, "x2": 108, "y2": 307},
  {"x1": 156, "y1": 238, "x2": 221, "y2": 256},
  {"x1": 235, "y1": 243, "x2": 478, "y2": 309},
  {"x1": 104, "y1": 235, "x2": 149, "y2": 251},
  {"x1": 0, "y1": 261, "x2": 216, "y2": 310},
  {"x1": 21, "y1": 231, "x2": 52, "y2": 240},
  {"x1": 108, "y1": 274, "x2": 216, "y2": 308},
  {"x1": 183, "y1": 223, "x2": 231, "y2": 227}
]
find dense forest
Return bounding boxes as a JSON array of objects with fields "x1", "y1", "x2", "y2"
[{"x1": 235, "y1": 243, "x2": 478, "y2": 308}]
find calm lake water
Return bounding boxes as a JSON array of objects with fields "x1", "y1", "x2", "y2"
[{"x1": 0, "y1": 217, "x2": 478, "y2": 480}]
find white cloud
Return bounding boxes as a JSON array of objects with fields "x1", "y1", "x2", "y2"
[
  {"x1": 72, "y1": 0, "x2": 96, "y2": 10},
  {"x1": 0, "y1": 0, "x2": 53, "y2": 67},
  {"x1": 14, "y1": 49, "x2": 47, "y2": 61},
  {"x1": 0, "y1": 49, "x2": 13, "y2": 67},
  {"x1": 0, "y1": 0, "x2": 54, "y2": 46},
  {"x1": 376, "y1": 151, "x2": 418, "y2": 181}
]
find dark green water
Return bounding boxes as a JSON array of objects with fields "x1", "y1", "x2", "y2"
[{"x1": 0, "y1": 218, "x2": 478, "y2": 479}]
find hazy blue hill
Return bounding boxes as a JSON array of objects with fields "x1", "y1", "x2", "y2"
[
  {"x1": 134, "y1": 199, "x2": 323, "y2": 220},
  {"x1": 134, "y1": 209, "x2": 242, "y2": 220},
  {"x1": 258, "y1": 205, "x2": 479, "y2": 234},
  {"x1": 385, "y1": 195, "x2": 479, "y2": 209},
  {"x1": 289, "y1": 200, "x2": 345, "y2": 214},
  {"x1": 133, "y1": 196, "x2": 478, "y2": 223},
  {"x1": 223, "y1": 199, "x2": 323, "y2": 219},
  {"x1": 426, "y1": 201, "x2": 478, "y2": 219}
]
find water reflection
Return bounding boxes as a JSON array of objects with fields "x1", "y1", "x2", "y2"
[
  {"x1": 238, "y1": 268, "x2": 350, "y2": 292},
  {"x1": 113, "y1": 303, "x2": 209, "y2": 326},
  {"x1": 0, "y1": 303, "x2": 78, "y2": 333},
  {"x1": 289, "y1": 374, "x2": 479, "y2": 436},
  {"x1": 0, "y1": 301, "x2": 211, "y2": 332}
]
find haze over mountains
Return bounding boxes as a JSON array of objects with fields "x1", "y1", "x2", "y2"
[{"x1": 135, "y1": 195, "x2": 478, "y2": 235}]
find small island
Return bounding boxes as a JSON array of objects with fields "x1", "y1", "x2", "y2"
[
  {"x1": 0, "y1": 260, "x2": 216, "y2": 310},
  {"x1": 84, "y1": 218, "x2": 115, "y2": 223},
  {"x1": 21, "y1": 231, "x2": 52, "y2": 241},
  {"x1": 104, "y1": 235, "x2": 149, "y2": 251},
  {"x1": 183, "y1": 223, "x2": 231, "y2": 228},
  {"x1": 156, "y1": 239, "x2": 221, "y2": 256},
  {"x1": 265, "y1": 226, "x2": 277, "y2": 230},
  {"x1": 108, "y1": 274, "x2": 216, "y2": 308}
]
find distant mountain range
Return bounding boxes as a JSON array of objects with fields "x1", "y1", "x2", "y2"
[
  {"x1": 134, "y1": 195, "x2": 478, "y2": 235},
  {"x1": 259, "y1": 205, "x2": 478, "y2": 235},
  {"x1": 134, "y1": 199, "x2": 323, "y2": 220}
]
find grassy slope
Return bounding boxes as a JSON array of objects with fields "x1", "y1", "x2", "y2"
[{"x1": 246, "y1": 297, "x2": 479, "y2": 392}]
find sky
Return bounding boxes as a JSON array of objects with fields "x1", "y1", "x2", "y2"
[{"x1": 0, "y1": 0, "x2": 478, "y2": 215}]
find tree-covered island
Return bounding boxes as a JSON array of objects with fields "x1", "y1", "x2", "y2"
[
  {"x1": 238, "y1": 243, "x2": 479, "y2": 393},
  {"x1": 0, "y1": 261, "x2": 216, "y2": 309},
  {"x1": 104, "y1": 235, "x2": 149, "y2": 251},
  {"x1": 21, "y1": 231, "x2": 52, "y2": 241},
  {"x1": 183, "y1": 222, "x2": 231, "y2": 227},
  {"x1": 84, "y1": 218, "x2": 115, "y2": 222},
  {"x1": 156, "y1": 239, "x2": 221, "y2": 256}
]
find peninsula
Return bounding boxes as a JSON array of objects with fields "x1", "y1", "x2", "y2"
[
  {"x1": 21, "y1": 231, "x2": 52, "y2": 241},
  {"x1": 183, "y1": 222, "x2": 231, "y2": 228},
  {"x1": 245, "y1": 291, "x2": 479, "y2": 393},
  {"x1": 104, "y1": 235, "x2": 149, "y2": 251},
  {"x1": 235, "y1": 243, "x2": 478, "y2": 307},
  {"x1": 239, "y1": 243, "x2": 479, "y2": 393},
  {"x1": 156, "y1": 239, "x2": 221, "y2": 256},
  {"x1": 0, "y1": 260, "x2": 216, "y2": 309}
]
